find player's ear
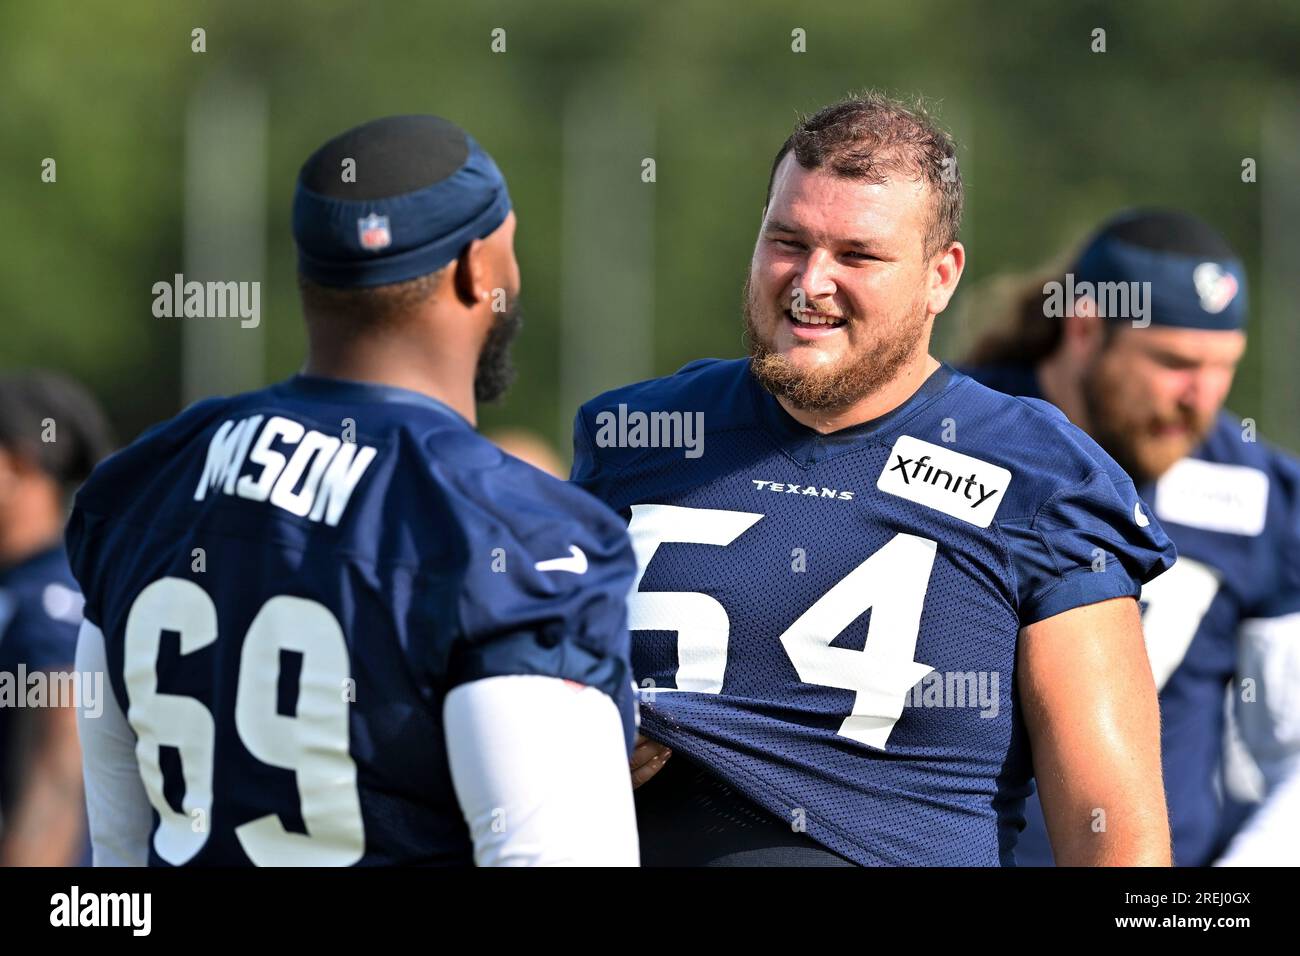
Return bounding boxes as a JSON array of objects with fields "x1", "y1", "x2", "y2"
[
  {"x1": 452, "y1": 237, "x2": 489, "y2": 308},
  {"x1": 1063, "y1": 297, "x2": 1106, "y2": 360},
  {"x1": 927, "y1": 241, "x2": 965, "y2": 316}
]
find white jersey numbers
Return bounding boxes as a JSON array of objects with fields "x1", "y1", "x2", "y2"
[
  {"x1": 124, "y1": 577, "x2": 364, "y2": 866},
  {"x1": 626, "y1": 504, "x2": 937, "y2": 750}
]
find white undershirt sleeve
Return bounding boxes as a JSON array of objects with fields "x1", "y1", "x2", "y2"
[
  {"x1": 75, "y1": 619, "x2": 152, "y2": 866},
  {"x1": 444, "y1": 674, "x2": 639, "y2": 866},
  {"x1": 1216, "y1": 612, "x2": 1300, "y2": 866}
]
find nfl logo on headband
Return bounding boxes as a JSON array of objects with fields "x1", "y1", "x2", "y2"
[
  {"x1": 294, "y1": 116, "x2": 513, "y2": 287},
  {"x1": 357, "y1": 213, "x2": 392, "y2": 252}
]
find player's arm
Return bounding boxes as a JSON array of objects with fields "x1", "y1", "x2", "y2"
[
  {"x1": 0, "y1": 699, "x2": 84, "y2": 865},
  {"x1": 444, "y1": 674, "x2": 638, "y2": 866},
  {"x1": 442, "y1": 450, "x2": 643, "y2": 865},
  {"x1": 1018, "y1": 597, "x2": 1171, "y2": 866},
  {"x1": 74, "y1": 618, "x2": 152, "y2": 866}
]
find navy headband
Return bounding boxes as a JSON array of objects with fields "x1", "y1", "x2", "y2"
[
  {"x1": 1071, "y1": 212, "x2": 1246, "y2": 330},
  {"x1": 293, "y1": 117, "x2": 512, "y2": 289}
]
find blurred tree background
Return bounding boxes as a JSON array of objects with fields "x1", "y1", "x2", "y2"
[{"x1": 4, "y1": 0, "x2": 1298, "y2": 455}]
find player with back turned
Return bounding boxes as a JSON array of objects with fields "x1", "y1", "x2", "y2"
[
  {"x1": 573, "y1": 93, "x2": 1178, "y2": 866},
  {"x1": 68, "y1": 116, "x2": 639, "y2": 866}
]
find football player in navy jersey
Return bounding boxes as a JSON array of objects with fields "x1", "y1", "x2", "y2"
[
  {"x1": 963, "y1": 209, "x2": 1300, "y2": 866},
  {"x1": 571, "y1": 93, "x2": 1178, "y2": 866},
  {"x1": 0, "y1": 374, "x2": 114, "y2": 865},
  {"x1": 68, "y1": 115, "x2": 639, "y2": 866}
]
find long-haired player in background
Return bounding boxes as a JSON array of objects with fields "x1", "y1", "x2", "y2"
[{"x1": 963, "y1": 209, "x2": 1300, "y2": 866}]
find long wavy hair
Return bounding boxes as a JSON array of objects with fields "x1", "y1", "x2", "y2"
[{"x1": 960, "y1": 248, "x2": 1077, "y2": 367}]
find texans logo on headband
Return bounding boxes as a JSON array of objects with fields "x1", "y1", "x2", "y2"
[
  {"x1": 1193, "y1": 262, "x2": 1239, "y2": 315},
  {"x1": 1072, "y1": 210, "x2": 1248, "y2": 331}
]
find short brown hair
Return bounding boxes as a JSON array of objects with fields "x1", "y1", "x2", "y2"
[
  {"x1": 297, "y1": 269, "x2": 445, "y2": 330},
  {"x1": 766, "y1": 91, "x2": 963, "y2": 257}
]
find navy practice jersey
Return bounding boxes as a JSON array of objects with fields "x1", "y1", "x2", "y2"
[
  {"x1": 0, "y1": 547, "x2": 85, "y2": 812},
  {"x1": 965, "y1": 362, "x2": 1300, "y2": 866},
  {"x1": 66, "y1": 375, "x2": 637, "y2": 866},
  {"x1": 572, "y1": 358, "x2": 1176, "y2": 866}
]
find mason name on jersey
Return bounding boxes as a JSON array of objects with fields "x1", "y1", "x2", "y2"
[
  {"x1": 193, "y1": 415, "x2": 377, "y2": 525},
  {"x1": 65, "y1": 375, "x2": 639, "y2": 866}
]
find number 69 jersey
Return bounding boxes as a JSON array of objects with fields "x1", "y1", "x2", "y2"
[
  {"x1": 66, "y1": 375, "x2": 637, "y2": 866},
  {"x1": 572, "y1": 359, "x2": 1177, "y2": 866}
]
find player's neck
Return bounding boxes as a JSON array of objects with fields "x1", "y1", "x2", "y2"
[
  {"x1": 1034, "y1": 353, "x2": 1091, "y2": 435},
  {"x1": 776, "y1": 353, "x2": 942, "y2": 435},
  {"x1": 303, "y1": 339, "x2": 478, "y2": 427}
]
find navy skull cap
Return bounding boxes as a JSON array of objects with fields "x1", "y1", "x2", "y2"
[
  {"x1": 1071, "y1": 209, "x2": 1246, "y2": 330},
  {"x1": 292, "y1": 115, "x2": 512, "y2": 288}
]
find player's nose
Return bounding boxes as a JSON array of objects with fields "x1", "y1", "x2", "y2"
[
  {"x1": 795, "y1": 248, "x2": 838, "y2": 299},
  {"x1": 1168, "y1": 372, "x2": 1215, "y2": 427}
]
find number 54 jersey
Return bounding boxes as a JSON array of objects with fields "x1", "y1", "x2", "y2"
[{"x1": 572, "y1": 359, "x2": 1177, "y2": 866}]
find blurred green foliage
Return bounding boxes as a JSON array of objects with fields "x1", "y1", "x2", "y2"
[{"x1": 3, "y1": 0, "x2": 1298, "y2": 452}]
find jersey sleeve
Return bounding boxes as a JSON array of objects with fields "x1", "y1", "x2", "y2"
[
  {"x1": 570, "y1": 406, "x2": 596, "y2": 485},
  {"x1": 999, "y1": 458, "x2": 1177, "y2": 626},
  {"x1": 569, "y1": 402, "x2": 624, "y2": 501},
  {"x1": 445, "y1": 453, "x2": 639, "y2": 750},
  {"x1": 64, "y1": 507, "x2": 103, "y2": 628}
]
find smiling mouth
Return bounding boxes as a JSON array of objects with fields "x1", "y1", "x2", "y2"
[{"x1": 785, "y1": 308, "x2": 846, "y2": 329}]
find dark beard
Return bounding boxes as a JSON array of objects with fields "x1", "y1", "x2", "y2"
[
  {"x1": 474, "y1": 301, "x2": 523, "y2": 403},
  {"x1": 1081, "y1": 363, "x2": 1210, "y2": 484},
  {"x1": 1081, "y1": 370, "x2": 1145, "y2": 480},
  {"x1": 742, "y1": 276, "x2": 926, "y2": 412}
]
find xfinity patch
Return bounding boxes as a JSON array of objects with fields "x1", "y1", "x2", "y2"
[
  {"x1": 1155, "y1": 457, "x2": 1268, "y2": 537},
  {"x1": 877, "y1": 435, "x2": 1011, "y2": 528}
]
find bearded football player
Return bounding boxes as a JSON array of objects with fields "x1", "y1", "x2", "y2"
[
  {"x1": 68, "y1": 116, "x2": 639, "y2": 866},
  {"x1": 963, "y1": 209, "x2": 1300, "y2": 866},
  {"x1": 572, "y1": 92, "x2": 1178, "y2": 866}
]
